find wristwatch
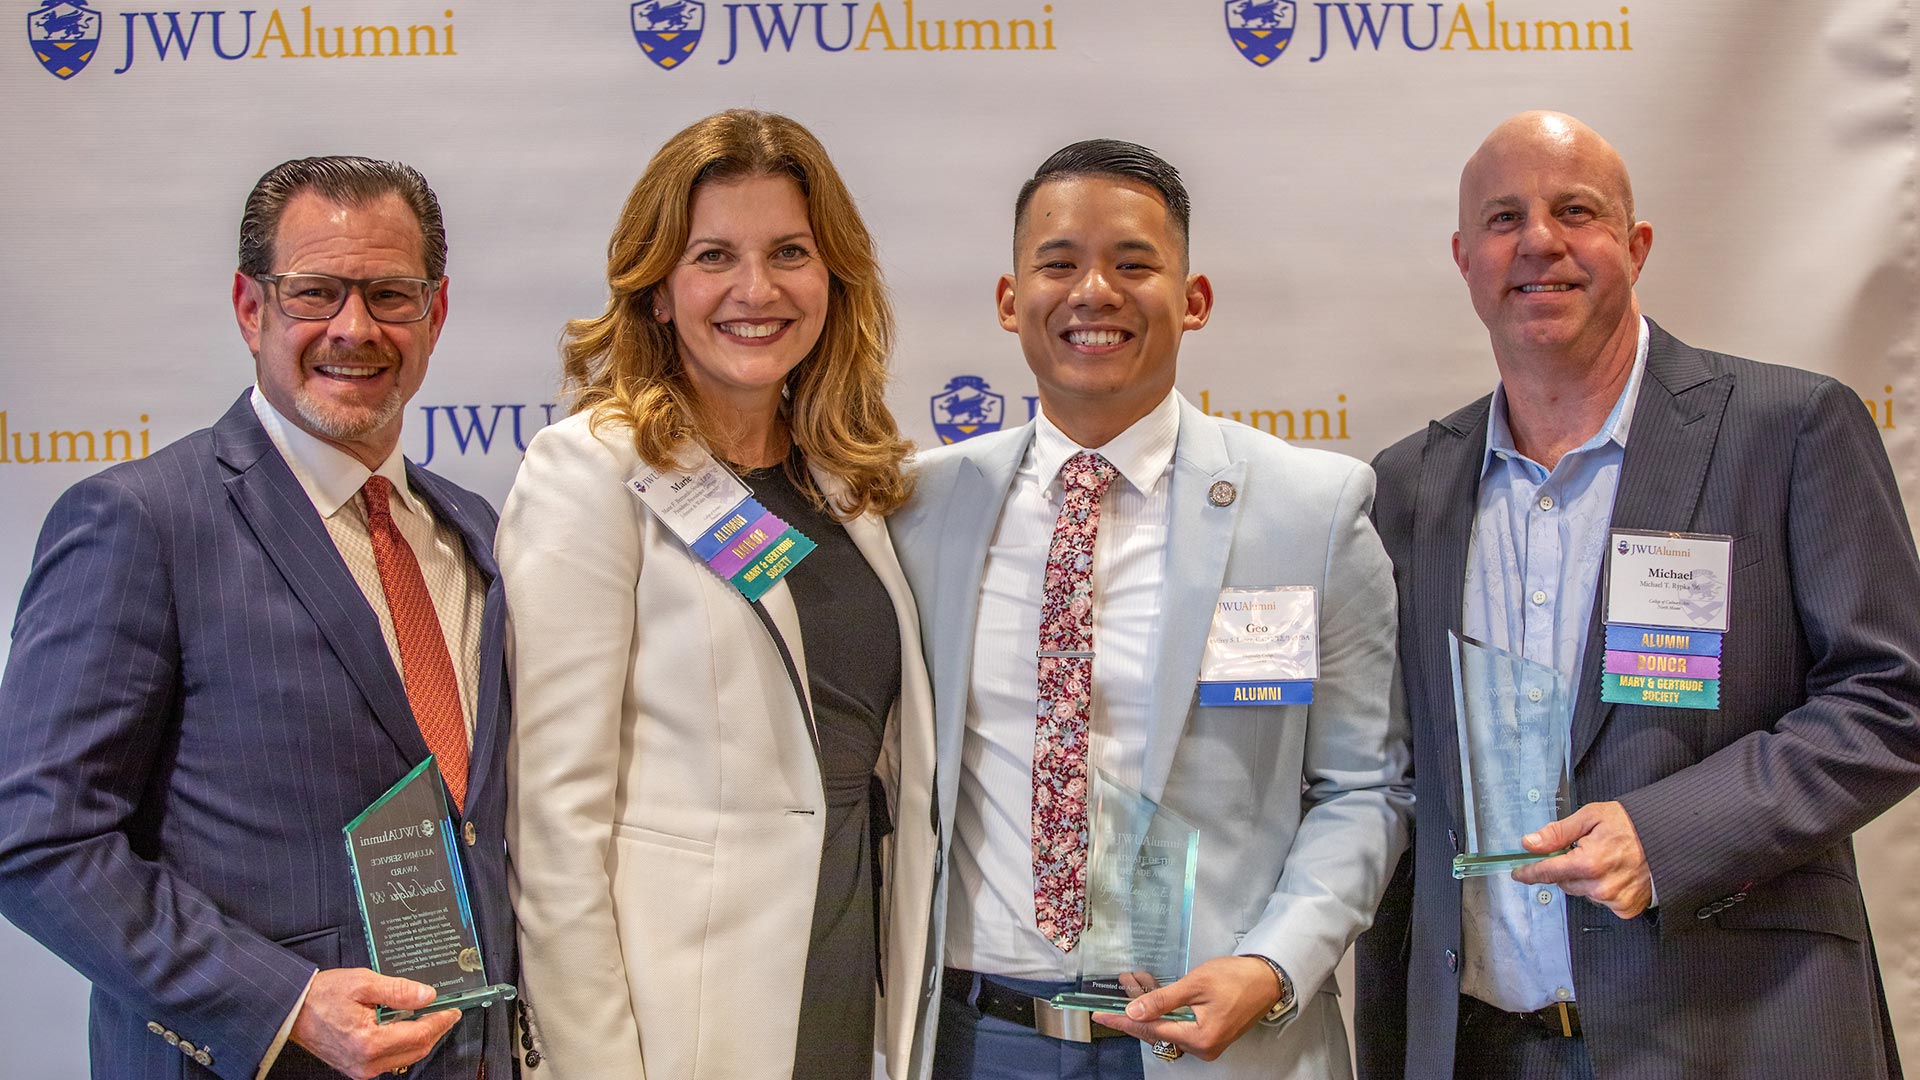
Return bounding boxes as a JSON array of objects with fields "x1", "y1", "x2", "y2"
[{"x1": 1246, "y1": 954, "x2": 1297, "y2": 1023}]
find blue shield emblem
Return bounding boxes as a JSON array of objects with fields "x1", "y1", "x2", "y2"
[
  {"x1": 931, "y1": 376, "x2": 1005, "y2": 445},
  {"x1": 27, "y1": 0, "x2": 101, "y2": 80},
  {"x1": 1225, "y1": 0, "x2": 1295, "y2": 67},
  {"x1": 632, "y1": 0, "x2": 703, "y2": 70}
]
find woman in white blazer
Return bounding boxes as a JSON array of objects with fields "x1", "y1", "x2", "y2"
[{"x1": 497, "y1": 110, "x2": 939, "y2": 1080}]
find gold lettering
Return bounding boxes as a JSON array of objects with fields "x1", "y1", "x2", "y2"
[
  {"x1": 49, "y1": 430, "x2": 97, "y2": 463},
  {"x1": 1534, "y1": 19, "x2": 1578, "y2": 49},
  {"x1": 1442, "y1": 4, "x2": 1480, "y2": 49},
  {"x1": 857, "y1": 3, "x2": 899, "y2": 50},
  {"x1": 254, "y1": 8, "x2": 297, "y2": 57},
  {"x1": 353, "y1": 24, "x2": 399, "y2": 56},
  {"x1": 953, "y1": 18, "x2": 999, "y2": 49}
]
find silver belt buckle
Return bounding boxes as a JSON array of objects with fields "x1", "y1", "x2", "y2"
[{"x1": 1031, "y1": 997, "x2": 1094, "y2": 1043}]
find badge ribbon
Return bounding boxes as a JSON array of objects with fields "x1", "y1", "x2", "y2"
[
  {"x1": 1599, "y1": 530, "x2": 1732, "y2": 711},
  {"x1": 626, "y1": 453, "x2": 815, "y2": 603}
]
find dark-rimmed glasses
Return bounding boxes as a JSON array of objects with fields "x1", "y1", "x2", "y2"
[{"x1": 252, "y1": 273, "x2": 439, "y2": 323}]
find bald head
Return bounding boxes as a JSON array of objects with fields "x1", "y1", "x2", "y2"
[
  {"x1": 1459, "y1": 111, "x2": 1634, "y2": 231},
  {"x1": 1450, "y1": 109, "x2": 1653, "y2": 371}
]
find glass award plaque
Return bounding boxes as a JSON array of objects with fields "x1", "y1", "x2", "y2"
[
  {"x1": 343, "y1": 756, "x2": 517, "y2": 1021},
  {"x1": 1450, "y1": 632, "x2": 1574, "y2": 879},
  {"x1": 1050, "y1": 770, "x2": 1200, "y2": 1021}
]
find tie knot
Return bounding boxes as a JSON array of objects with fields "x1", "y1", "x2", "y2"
[
  {"x1": 362, "y1": 475, "x2": 394, "y2": 524},
  {"x1": 1060, "y1": 452, "x2": 1118, "y2": 498}
]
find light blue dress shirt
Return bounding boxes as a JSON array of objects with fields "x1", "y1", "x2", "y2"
[{"x1": 1459, "y1": 318, "x2": 1649, "y2": 1013}]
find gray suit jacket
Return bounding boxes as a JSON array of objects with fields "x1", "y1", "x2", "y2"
[
  {"x1": 890, "y1": 394, "x2": 1411, "y2": 1079},
  {"x1": 1355, "y1": 321, "x2": 1920, "y2": 1079}
]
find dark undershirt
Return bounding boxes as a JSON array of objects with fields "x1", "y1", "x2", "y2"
[{"x1": 743, "y1": 460, "x2": 901, "y2": 1079}]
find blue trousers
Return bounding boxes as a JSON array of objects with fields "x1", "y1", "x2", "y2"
[{"x1": 933, "y1": 971, "x2": 1146, "y2": 1080}]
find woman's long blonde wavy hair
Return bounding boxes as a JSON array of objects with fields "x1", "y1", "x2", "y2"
[{"x1": 562, "y1": 109, "x2": 912, "y2": 519}]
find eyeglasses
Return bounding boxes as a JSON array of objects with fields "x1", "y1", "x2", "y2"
[{"x1": 252, "y1": 272, "x2": 439, "y2": 323}]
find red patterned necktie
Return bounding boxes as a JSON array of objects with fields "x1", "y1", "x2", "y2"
[
  {"x1": 1032, "y1": 451, "x2": 1119, "y2": 952},
  {"x1": 363, "y1": 476, "x2": 470, "y2": 812}
]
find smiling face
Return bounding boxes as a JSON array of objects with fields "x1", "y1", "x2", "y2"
[
  {"x1": 234, "y1": 190, "x2": 447, "y2": 469},
  {"x1": 1453, "y1": 112, "x2": 1652, "y2": 366},
  {"x1": 655, "y1": 173, "x2": 830, "y2": 416},
  {"x1": 999, "y1": 175, "x2": 1211, "y2": 446}
]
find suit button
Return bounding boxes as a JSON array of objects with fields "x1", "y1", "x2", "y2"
[
  {"x1": 1445, "y1": 949, "x2": 1458, "y2": 972},
  {"x1": 196, "y1": 1050, "x2": 213, "y2": 1067},
  {"x1": 464, "y1": 821, "x2": 478, "y2": 846},
  {"x1": 1448, "y1": 829, "x2": 1459, "y2": 852},
  {"x1": 164, "y1": 1031, "x2": 180, "y2": 1046},
  {"x1": 147, "y1": 1022, "x2": 163, "y2": 1035},
  {"x1": 178, "y1": 1041, "x2": 196, "y2": 1055}
]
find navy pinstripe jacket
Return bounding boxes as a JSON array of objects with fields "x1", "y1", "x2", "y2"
[{"x1": 0, "y1": 393, "x2": 516, "y2": 1079}]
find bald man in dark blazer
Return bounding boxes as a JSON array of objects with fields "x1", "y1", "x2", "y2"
[{"x1": 1355, "y1": 111, "x2": 1920, "y2": 1080}]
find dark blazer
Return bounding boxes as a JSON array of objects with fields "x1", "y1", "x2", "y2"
[
  {"x1": 0, "y1": 393, "x2": 516, "y2": 1080},
  {"x1": 1355, "y1": 321, "x2": 1920, "y2": 1080}
]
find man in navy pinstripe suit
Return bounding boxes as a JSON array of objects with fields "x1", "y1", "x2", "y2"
[
  {"x1": 0, "y1": 157, "x2": 517, "y2": 1079},
  {"x1": 1354, "y1": 111, "x2": 1920, "y2": 1079}
]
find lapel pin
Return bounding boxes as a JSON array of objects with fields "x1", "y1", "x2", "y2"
[{"x1": 1208, "y1": 481, "x2": 1237, "y2": 507}]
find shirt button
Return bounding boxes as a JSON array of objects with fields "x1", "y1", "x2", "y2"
[
  {"x1": 1531, "y1": 590, "x2": 1548, "y2": 606},
  {"x1": 1495, "y1": 451, "x2": 1510, "y2": 461},
  {"x1": 1537, "y1": 890, "x2": 1554, "y2": 905},
  {"x1": 1528, "y1": 687, "x2": 1544, "y2": 703},
  {"x1": 464, "y1": 821, "x2": 477, "y2": 846},
  {"x1": 1527, "y1": 788, "x2": 1542, "y2": 803},
  {"x1": 1555, "y1": 987, "x2": 1574, "y2": 1001},
  {"x1": 1538, "y1": 495, "x2": 1555, "y2": 511}
]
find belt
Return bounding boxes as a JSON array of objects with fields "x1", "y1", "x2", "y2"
[
  {"x1": 1464, "y1": 994, "x2": 1583, "y2": 1039},
  {"x1": 943, "y1": 968, "x2": 1133, "y2": 1042}
]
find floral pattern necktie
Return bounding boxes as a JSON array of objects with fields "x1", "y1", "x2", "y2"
[{"x1": 1032, "y1": 451, "x2": 1119, "y2": 951}]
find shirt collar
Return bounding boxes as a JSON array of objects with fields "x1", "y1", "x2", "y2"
[
  {"x1": 1484, "y1": 315, "x2": 1649, "y2": 474},
  {"x1": 1032, "y1": 388, "x2": 1181, "y2": 497},
  {"x1": 250, "y1": 386, "x2": 419, "y2": 520}
]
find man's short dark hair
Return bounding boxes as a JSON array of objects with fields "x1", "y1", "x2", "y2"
[
  {"x1": 1013, "y1": 139, "x2": 1191, "y2": 259},
  {"x1": 238, "y1": 156, "x2": 447, "y2": 280}
]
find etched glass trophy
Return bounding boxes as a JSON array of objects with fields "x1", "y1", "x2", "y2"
[
  {"x1": 343, "y1": 757, "x2": 517, "y2": 1021},
  {"x1": 1050, "y1": 770, "x2": 1200, "y2": 1021},
  {"x1": 1450, "y1": 632, "x2": 1574, "y2": 879}
]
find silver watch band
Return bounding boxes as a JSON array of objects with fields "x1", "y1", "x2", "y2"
[{"x1": 1243, "y1": 954, "x2": 1296, "y2": 1023}]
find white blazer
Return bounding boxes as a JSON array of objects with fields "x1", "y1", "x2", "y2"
[{"x1": 498, "y1": 411, "x2": 940, "y2": 1080}]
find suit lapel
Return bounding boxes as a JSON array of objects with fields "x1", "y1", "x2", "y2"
[
  {"x1": 932, "y1": 429, "x2": 1029, "y2": 807},
  {"x1": 1140, "y1": 401, "x2": 1243, "y2": 803},
  {"x1": 1570, "y1": 322, "x2": 1732, "y2": 766},
  {"x1": 1413, "y1": 399, "x2": 1492, "y2": 828},
  {"x1": 214, "y1": 395, "x2": 429, "y2": 766}
]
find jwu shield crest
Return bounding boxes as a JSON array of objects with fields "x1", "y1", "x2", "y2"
[
  {"x1": 931, "y1": 376, "x2": 1005, "y2": 445},
  {"x1": 27, "y1": 0, "x2": 102, "y2": 80},
  {"x1": 1225, "y1": 0, "x2": 1295, "y2": 67},
  {"x1": 632, "y1": 0, "x2": 704, "y2": 70}
]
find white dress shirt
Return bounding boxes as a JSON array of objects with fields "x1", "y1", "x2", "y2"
[
  {"x1": 248, "y1": 387, "x2": 485, "y2": 1076},
  {"x1": 947, "y1": 389, "x2": 1180, "y2": 980}
]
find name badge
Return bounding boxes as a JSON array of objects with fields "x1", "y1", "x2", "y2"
[
  {"x1": 626, "y1": 451, "x2": 815, "y2": 603},
  {"x1": 1600, "y1": 529, "x2": 1732, "y2": 710},
  {"x1": 1197, "y1": 586, "x2": 1317, "y2": 706}
]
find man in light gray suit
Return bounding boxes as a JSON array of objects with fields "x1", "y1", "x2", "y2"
[{"x1": 889, "y1": 139, "x2": 1410, "y2": 1079}]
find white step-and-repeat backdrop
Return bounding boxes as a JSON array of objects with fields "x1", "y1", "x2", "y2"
[{"x1": 4, "y1": 0, "x2": 1915, "y2": 1073}]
